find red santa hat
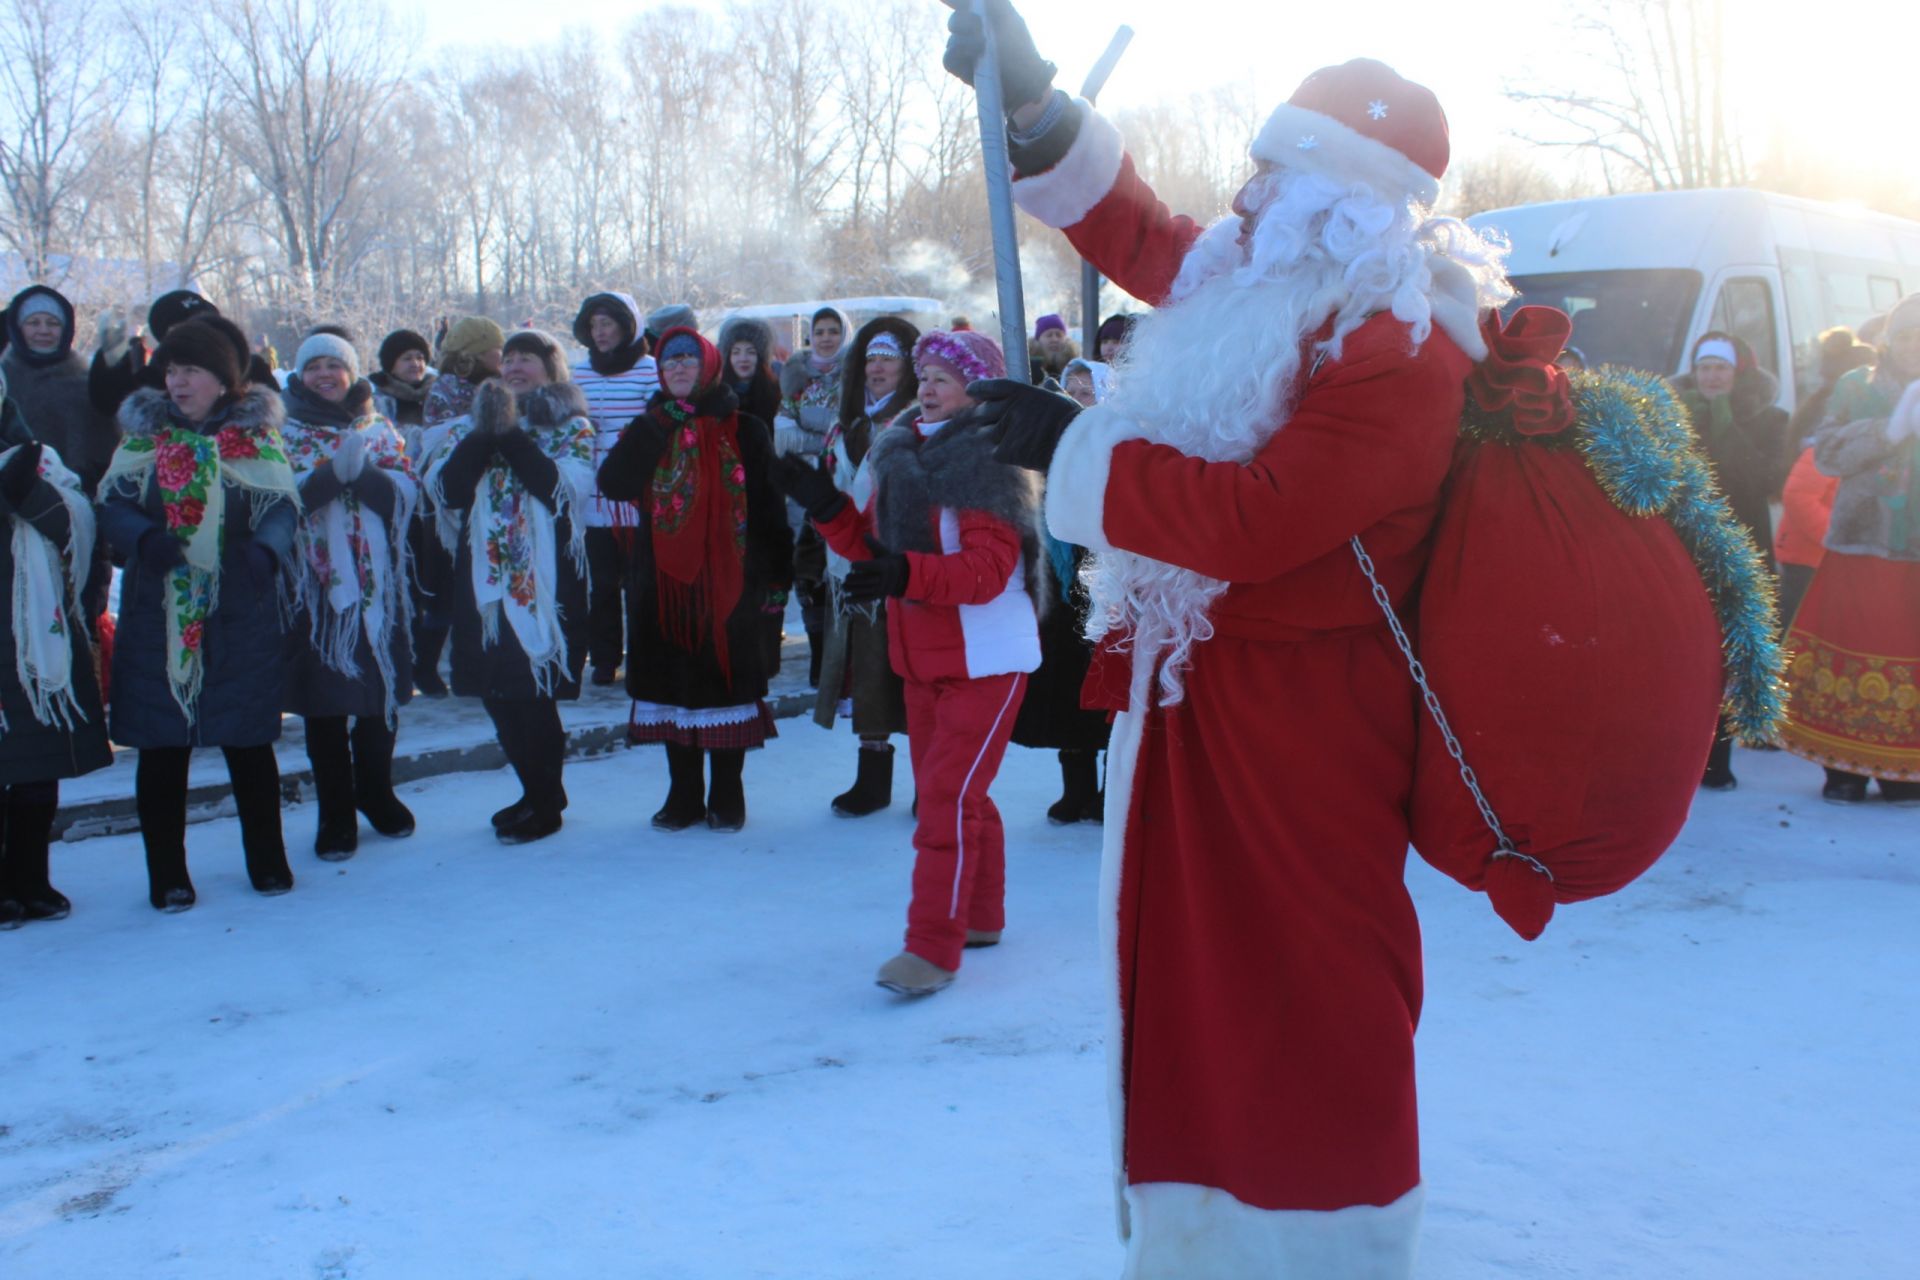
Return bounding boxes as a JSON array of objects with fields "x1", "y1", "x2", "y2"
[{"x1": 1251, "y1": 58, "x2": 1450, "y2": 207}]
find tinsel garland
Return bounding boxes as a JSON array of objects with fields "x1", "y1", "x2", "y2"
[{"x1": 1461, "y1": 366, "x2": 1786, "y2": 743}]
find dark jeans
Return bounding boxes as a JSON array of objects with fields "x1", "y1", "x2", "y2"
[
  {"x1": 484, "y1": 697, "x2": 567, "y2": 816},
  {"x1": 585, "y1": 527, "x2": 631, "y2": 672}
]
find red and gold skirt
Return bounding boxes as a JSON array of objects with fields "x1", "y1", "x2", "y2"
[{"x1": 1779, "y1": 551, "x2": 1920, "y2": 780}]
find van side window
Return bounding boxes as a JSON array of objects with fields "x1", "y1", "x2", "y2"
[
  {"x1": 1708, "y1": 277, "x2": 1778, "y2": 374},
  {"x1": 1869, "y1": 276, "x2": 1904, "y2": 313}
]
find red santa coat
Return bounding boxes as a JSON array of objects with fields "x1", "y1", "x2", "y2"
[{"x1": 1022, "y1": 106, "x2": 1480, "y2": 1277}]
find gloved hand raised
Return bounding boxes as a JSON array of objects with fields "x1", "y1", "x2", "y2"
[
  {"x1": 843, "y1": 536, "x2": 910, "y2": 602},
  {"x1": 940, "y1": 0, "x2": 1056, "y2": 114},
  {"x1": 471, "y1": 380, "x2": 519, "y2": 438},
  {"x1": 772, "y1": 453, "x2": 847, "y2": 522},
  {"x1": 96, "y1": 309, "x2": 131, "y2": 365},
  {"x1": 138, "y1": 527, "x2": 186, "y2": 574},
  {"x1": 0, "y1": 440, "x2": 43, "y2": 508},
  {"x1": 970, "y1": 378, "x2": 1082, "y2": 472},
  {"x1": 332, "y1": 431, "x2": 366, "y2": 483}
]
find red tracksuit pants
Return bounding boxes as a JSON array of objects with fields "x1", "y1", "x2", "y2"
[{"x1": 902, "y1": 672, "x2": 1027, "y2": 972}]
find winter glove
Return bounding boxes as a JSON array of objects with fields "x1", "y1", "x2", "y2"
[
  {"x1": 470, "y1": 379, "x2": 518, "y2": 437},
  {"x1": 843, "y1": 537, "x2": 910, "y2": 603},
  {"x1": 941, "y1": 0, "x2": 1056, "y2": 113},
  {"x1": 96, "y1": 308, "x2": 131, "y2": 366},
  {"x1": 0, "y1": 440, "x2": 42, "y2": 508},
  {"x1": 971, "y1": 378, "x2": 1082, "y2": 472},
  {"x1": 331, "y1": 431, "x2": 366, "y2": 483},
  {"x1": 240, "y1": 541, "x2": 279, "y2": 589},
  {"x1": 772, "y1": 454, "x2": 848, "y2": 523},
  {"x1": 1887, "y1": 380, "x2": 1920, "y2": 445},
  {"x1": 762, "y1": 588, "x2": 790, "y2": 617},
  {"x1": 138, "y1": 527, "x2": 186, "y2": 574}
]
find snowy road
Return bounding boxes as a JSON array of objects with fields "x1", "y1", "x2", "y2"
[{"x1": 2, "y1": 735, "x2": 1913, "y2": 1277}]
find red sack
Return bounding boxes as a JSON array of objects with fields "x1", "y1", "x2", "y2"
[{"x1": 1395, "y1": 307, "x2": 1775, "y2": 940}]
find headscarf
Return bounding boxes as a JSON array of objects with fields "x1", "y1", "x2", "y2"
[{"x1": 648, "y1": 326, "x2": 748, "y2": 681}]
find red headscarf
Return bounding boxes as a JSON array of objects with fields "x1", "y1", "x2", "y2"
[{"x1": 648, "y1": 327, "x2": 748, "y2": 681}]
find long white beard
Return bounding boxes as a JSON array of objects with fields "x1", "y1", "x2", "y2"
[{"x1": 1076, "y1": 172, "x2": 1510, "y2": 704}]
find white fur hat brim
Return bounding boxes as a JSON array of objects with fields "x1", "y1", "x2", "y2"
[{"x1": 1251, "y1": 103, "x2": 1441, "y2": 208}]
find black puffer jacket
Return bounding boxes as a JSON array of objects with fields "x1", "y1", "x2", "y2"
[{"x1": 99, "y1": 388, "x2": 298, "y2": 749}]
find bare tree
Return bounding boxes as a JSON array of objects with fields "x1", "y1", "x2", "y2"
[
  {"x1": 0, "y1": 0, "x2": 126, "y2": 283},
  {"x1": 1508, "y1": 0, "x2": 1745, "y2": 192},
  {"x1": 205, "y1": 0, "x2": 410, "y2": 299}
]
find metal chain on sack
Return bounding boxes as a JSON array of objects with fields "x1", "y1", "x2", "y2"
[{"x1": 1349, "y1": 535, "x2": 1554, "y2": 883}]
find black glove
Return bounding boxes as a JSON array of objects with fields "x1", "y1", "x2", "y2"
[
  {"x1": 970, "y1": 378, "x2": 1082, "y2": 472},
  {"x1": 241, "y1": 541, "x2": 279, "y2": 589},
  {"x1": 941, "y1": 0, "x2": 1056, "y2": 112},
  {"x1": 0, "y1": 440, "x2": 42, "y2": 507},
  {"x1": 844, "y1": 537, "x2": 910, "y2": 602},
  {"x1": 772, "y1": 454, "x2": 847, "y2": 522},
  {"x1": 138, "y1": 527, "x2": 186, "y2": 574}
]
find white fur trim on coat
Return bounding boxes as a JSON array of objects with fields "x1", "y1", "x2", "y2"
[
  {"x1": 1044, "y1": 406, "x2": 1143, "y2": 553},
  {"x1": 1252, "y1": 102, "x2": 1441, "y2": 209},
  {"x1": 1011, "y1": 99, "x2": 1125, "y2": 230},
  {"x1": 1122, "y1": 1182, "x2": 1424, "y2": 1279}
]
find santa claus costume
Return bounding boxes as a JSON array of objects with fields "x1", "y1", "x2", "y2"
[{"x1": 969, "y1": 37, "x2": 1513, "y2": 1276}]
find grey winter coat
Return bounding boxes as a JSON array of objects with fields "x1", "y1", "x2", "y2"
[
  {"x1": 99, "y1": 388, "x2": 299, "y2": 749},
  {"x1": 2, "y1": 286, "x2": 119, "y2": 493},
  {"x1": 1815, "y1": 365, "x2": 1920, "y2": 562}
]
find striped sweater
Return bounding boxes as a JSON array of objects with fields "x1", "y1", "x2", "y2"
[{"x1": 572, "y1": 356, "x2": 660, "y2": 528}]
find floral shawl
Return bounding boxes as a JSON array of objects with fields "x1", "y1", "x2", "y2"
[
  {"x1": 281, "y1": 403, "x2": 419, "y2": 724},
  {"x1": 101, "y1": 388, "x2": 299, "y2": 721},
  {"x1": 0, "y1": 439, "x2": 95, "y2": 739},
  {"x1": 424, "y1": 381, "x2": 595, "y2": 694}
]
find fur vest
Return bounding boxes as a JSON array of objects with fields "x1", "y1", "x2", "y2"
[{"x1": 867, "y1": 409, "x2": 1048, "y2": 617}]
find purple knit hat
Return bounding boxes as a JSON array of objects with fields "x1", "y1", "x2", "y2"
[{"x1": 913, "y1": 329, "x2": 1005, "y2": 384}]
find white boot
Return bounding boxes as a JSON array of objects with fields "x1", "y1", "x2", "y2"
[{"x1": 875, "y1": 951, "x2": 956, "y2": 996}]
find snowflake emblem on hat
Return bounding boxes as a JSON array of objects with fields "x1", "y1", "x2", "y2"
[
  {"x1": 1367, "y1": 99, "x2": 1390, "y2": 121},
  {"x1": 1297, "y1": 134, "x2": 1319, "y2": 151}
]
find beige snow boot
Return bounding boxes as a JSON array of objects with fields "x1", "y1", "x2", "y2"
[
  {"x1": 875, "y1": 951, "x2": 956, "y2": 996},
  {"x1": 964, "y1": 929, "x2": 1002, "y2": 948}
]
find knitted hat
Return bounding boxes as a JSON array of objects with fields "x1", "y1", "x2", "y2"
[
  {"x1": 378, "y1": 328, "x2": 431, "y2": 373},
  {"x1": 1691, "y1": 330, "x2": 1754, "y2": 374},
  {"x1": 913, "y1": 329, "x2": 1005, "y2": 384},
  {"x1": 1095, "y1": 313, "x2": 1136, "y2": 347},
  {"x1": 1251, "y1": 58, "x2": 1450, "y2": 206},
  {"x1": 147, "y1": 289, "x2": 217, "y2": 340},
  {"x1": 502, "y1": 329, "x2": 570, "y2": 383},
  {"x1": 1034, "y1": 313, "x2": 1066, "y2": 338},
  {"x1": 645, "y1": 304, "x2": 697, "y2": 341},
  {"x1": 441, "y1": 315, "x2": 506, "y2": 365},
  {"x1": 296, "y1": 332, "x2": 360, "y2": 379},
  {"x1": 153, "y1": 318, "x2": 245, "y2": 390},
  {"x1": 14, "y1": 293, "x2": 62, "y2": 325}
]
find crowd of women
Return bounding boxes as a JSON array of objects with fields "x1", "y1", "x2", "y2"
[
  {"x1": 0, "y1": 285, "x2": 1140, "y2": 998},
  {"x1": 1, "y1": 274, "x2": 1912, "y2": 985}
]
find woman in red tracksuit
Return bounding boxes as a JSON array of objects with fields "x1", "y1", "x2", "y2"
[{"x1": 776, "y1": 329, "x2": 1044, "y2": 996}]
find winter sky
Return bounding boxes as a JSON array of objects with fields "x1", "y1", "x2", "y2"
[{"x1": 412, "y1": 0, "x2": 1913, "y2": 196}]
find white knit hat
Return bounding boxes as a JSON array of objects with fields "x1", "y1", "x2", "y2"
[{"x1": 296, "y1": 332, "x2": 360, "y2": 380}]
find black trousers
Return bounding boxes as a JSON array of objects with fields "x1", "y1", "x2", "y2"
[
  {"x1": 584, "y1": 528, "x2": 631, "y2": 672},
  {"x1": 484, "y1": 697, "x2": 567, "y2": 815},
  {"x1": 136, "y1": 744, "x2": 287, "y2": 890}
]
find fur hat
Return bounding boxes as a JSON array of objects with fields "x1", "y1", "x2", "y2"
[
  {"x1": 153, "y1": 318, "x2": 246, "y2": 390},
  {"x1": 718, "y1": 316, "x2": 774, "y2": 369},
  {"x1": 378, "y1": 328, "x2": 431, "y2": 373},
  {"x1": 645, "y1": 304, "x2": 697, "y2": 341},
  {"x1": 1251, "y1": 58, "x2": 1449, "y2": 206},
  {"x1": 147, "y1": 289, "x2": 217, "y2": 341},
  {"x1": 913, "y1": 329, "x2": 1005, "y2": 385},
  {"x1": 502, "y1": 329, "x2": 570, "y2": 383},
  {"x1": 441, "y1": 316, "x2": 506, "y2": 365},
  {"x1": 296, "y1": 332, "x2": 360, "y2": 379}
]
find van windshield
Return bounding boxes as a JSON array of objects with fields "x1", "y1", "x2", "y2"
[{"x1": 1505, "y1": 269, "x2": 1703, "y2": 375}]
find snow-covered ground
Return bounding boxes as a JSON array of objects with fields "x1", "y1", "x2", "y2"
[{"x1": 2, "y1": 736, "x2": 1914, "y2": 1278}]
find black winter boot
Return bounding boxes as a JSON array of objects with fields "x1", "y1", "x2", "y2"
[
  {"x1": 706, "y1": 749, "x2": 747, "y2": 832},
  {"x1": 1822, "y1": 768, "x2": 1870, "y2": 805},
  {"x1": 832, "y1": 744, "x2": 895, "y2": 818},
  {"x1": 1048, "y1": 750, "x2": 1102, "y2": 825},
  {"x1": 1700, "y1": 726, "x2": 1737, "y2": 791},
  {"x1": 2, "y1": 790, "x2": 68, "y2": 921},
  {"x1": 306, "y1": 717, "x2": 359, "y2": 860},
  {"x1": 352, "y1": 718, "x2": 416, "y2": 838},
  {"x1": 1879, "y1": 778, "x2": 1920, "y2": 807},
  {"x1": 227, "y1": 745, "x2": 293, "y2": 895},
  {"x1": 138, "y1": 748, "x2": 196, "y2": 912},
  {"x1": 653, "y1": 743, "x2": 707, "y2": 831}
]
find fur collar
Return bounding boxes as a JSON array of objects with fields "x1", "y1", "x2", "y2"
[
  {"x1": 117, "y1": 385, "x2": 286, "y2": 438},
  {"x1": 867, "y1": 409, "x2": 1048, "y2": 617},
  {"x1": 520, "y1": 379, "x2": 591, "y2": 429}
]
